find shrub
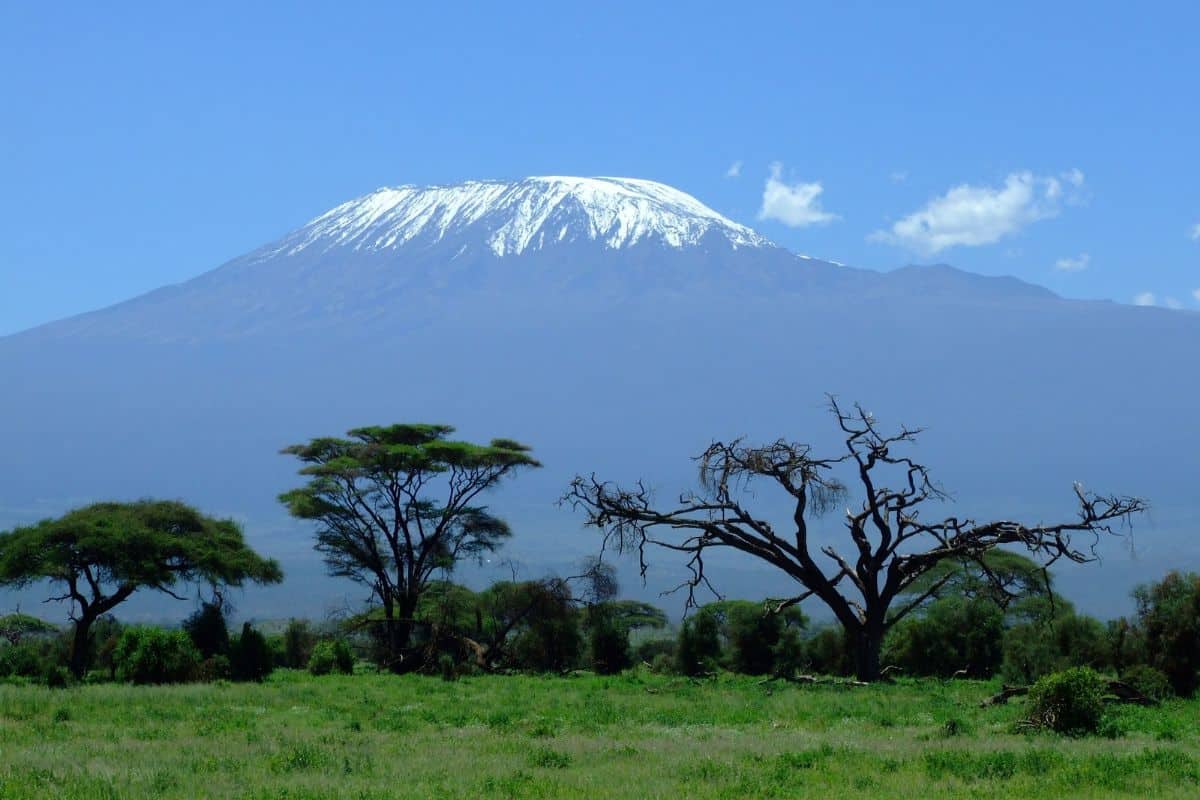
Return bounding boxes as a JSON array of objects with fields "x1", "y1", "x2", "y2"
[
  {"x1": 1132, "y1": 571, "x2": 1200, "y2": 697},
  {"x1": 308, "y1": 640, "x2": 354, "y2": 675},
  {"x1": 0, "y1": 636, "x2": 67, "y2": 681},
  {"x1": 771, "y1": 626, "x2": 806, "y2": 677},
  {"x1": 804, "y1": 626, "x2": 850, "y2": 676},
  {"x1": 1002, "y1": 605, "x2": 1111, "y2": 684},
  {"x1": 196, "y1": 654, "x2": 232, "y2": 682},
  {"x1": 587, "y1": 606, "x2": 631, "y2": 675},
  {"x1": 89, "y1": 615, "x2": 125, "y2": 678},
  {"x1": 1026, "y1": 667, "x2": 1106, "y2": 735},
  {"x1": 112, "y1": 627, "x2": 201, "y2": 685},
  {"x1": 884, "y1": 597, "x2": 1004, "y2": 678},
  {"x1": 182, "y1": 601, "x2": 230, "y2": 658},
  {"x1": 229, "y1": 622, "x2": 274, "y2": 682},
  {"x1": 633, "y1": 637, "x2": 676, "y2": 666},
  {"x1": 45, "y1": 665, "x2": 73, "y2": 689},
  {"x1": 1120, "y1": 664, "x2": 1174, "y2": 701},
  {"x1": 282, "y1": 619, "x2": 316, "y2": 669},
  {"x1": 676, "y1": 611, "x2": 721, "y2": 676}
]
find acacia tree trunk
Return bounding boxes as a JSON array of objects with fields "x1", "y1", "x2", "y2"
[
  {"x1": 386, "y1": 594, "x2": 419, "y2": 673},
  {"x1": 849, "y1": 620, "x2": 885, "y2": 683},
  {"x1": 68, "y1": 613, "x2": 97, "y2": 679}
]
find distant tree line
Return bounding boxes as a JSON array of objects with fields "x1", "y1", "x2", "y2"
[{"x1": 2, "y1": 406, "x2": 1196, "y2": 699}]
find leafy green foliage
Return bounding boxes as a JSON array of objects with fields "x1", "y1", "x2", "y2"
[
  {"x1": 0, "y1": 635, "x2": 69, "y2": 683},
  {"x1": 677, "y1": 611, "x2": 721, "y2": 676},
  {"x1": 1131, "y1": 571, "x2": 1200, "y2": 697},
  {"x1": 901, "y1": 551, "x2": 1051, "y2": 615},
  {"x1": 1120, "y1": 664, "x2": 1174, "y2": 702},
  {"x1": 308, "y1": 640, "x2": 355, "y2": 675},
  {"x1": 279, "y1": 424, "x2": 538, "y2": 669},
  {"x1": 0, "y1": 500, "x2": 282, "y2": 676},
  {"x1": 674, "y1": 601, "x2": 807, "y2": 676},
  {"x1": 884, "y1": 597, "x2": 1004, "y2": 678},
  {"x1": 229, "y1": 622, "x2": 274, "y2": 682},
  {"x1": 506, "y1": 585, "x2": 580, "y2": 673},
  {"x1": 112, "y1": 627, "x2": 201, "y2": 685},
  {"x1": 585, "y1": 605, "x2": 631, "y2": 675},
  {"x1": 282, "y1": 619, "x2": 317, "y2": 669},
  {"x1": 1001, "y1": 600, "x2": 1111, "y2": 684},
  {"x1": 804, "y1": 626, "x2": 850, "y2": 676},
  {"x1": 1026, "y1": 667, "x2": 1107, "y2": 735},
  {"x1": 183, "y1": 601, "x2": 230, "y2": 658}
]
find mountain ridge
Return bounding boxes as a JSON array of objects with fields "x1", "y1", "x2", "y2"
[{"x1": 2, "y1": 175, "x2": 1197, "y2": 620}]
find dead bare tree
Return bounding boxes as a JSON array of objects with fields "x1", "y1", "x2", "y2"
[{"x1": 563, "y1": 398, "x2": 1145, "y2": 682}]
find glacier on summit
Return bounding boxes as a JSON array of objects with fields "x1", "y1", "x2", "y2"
[{"x1": 258, "y1": 176, "x2": 773, "y2": 259}]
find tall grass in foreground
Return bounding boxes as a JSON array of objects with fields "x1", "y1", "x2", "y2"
[{"x1": 0, "y1": 671, "x2": 1197, "y2": 799}]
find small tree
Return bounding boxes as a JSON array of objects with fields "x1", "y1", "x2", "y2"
[
  {"x1": 676, "y1": 610, "x2": 721, "y2": 676},
  {"x1": 1131, "y1": 571, "x2": 1200, "y2": 697},
  {"x1": 586, "y1": 604, "x2": 631, "y2": 675},
  {"x1": 229, "y1": 622, "x2": 274, "y2": 682},
  {"x1": 280, "y1": 424, "x2": 538, "y2": 671},
  {"x1": 566, "y1": 399, "x2": 1145, "y2": 681},
  {"x1": 282, "y1": 619, "x2": 317, "y2": 669},
  {"x1": 884, "y1": 596, "x2": 1005, "y2": 678},
  {"x1": 0, "y1": 501, "x2": 283, "y2": 678},
  {"x1": 183, "y1": 600, "x2": 231, "y2": 659}
]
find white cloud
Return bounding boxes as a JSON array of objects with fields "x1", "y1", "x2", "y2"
[
  {"x1": 1054, "y1": 253, "x2": 1090, "y2": 272},
  {"x1": 1193, "y1": 288, "x2": 1200, "y2": 302},
  {"x1": 871, "y1": 170, "x2": 1084, "y2": 254},
  {"x1": 1164, "y1": 297, "x2": 1183, "y2": 310},
  {"x1": 725, "y1": 160, "x2": 743, "y2": 179},
  {"x1": 890, "y1": 170, "x2": 908, "y2": 183},
  {"x1": 1134, "y1": 292, "x2": 1156, "y2": 306},
  {"x1": 758, "y1": 163, "x2": 838, "y2": 228},
  {"x1": 1190, "y1": 222, "x2": 1200, "y2": 241}
]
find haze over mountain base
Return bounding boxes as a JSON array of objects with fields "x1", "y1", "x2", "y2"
[{"x1": 2, "y1": 177, "x2": 1195, "y2": 622}]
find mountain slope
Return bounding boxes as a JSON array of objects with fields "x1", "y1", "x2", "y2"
[{"x1": 0, "y1": 176, "x2": 1196, "y2": 621}]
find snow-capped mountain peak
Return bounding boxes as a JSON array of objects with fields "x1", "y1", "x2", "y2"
[{"x1": 261, "y1": 176, "x2": 773, "y2": 259}]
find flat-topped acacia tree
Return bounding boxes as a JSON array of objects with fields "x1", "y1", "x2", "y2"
[
  {"x1": 0, "y1": 500, "x2": 283, "y2": 677},
  {"x1": 565, "y1": 399, "x2": 1146, "y2": 682},
  {"x1": 279, "y1": 424, "x2": 540, "y2": 672}
]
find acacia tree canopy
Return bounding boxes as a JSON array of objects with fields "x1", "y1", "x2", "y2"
[
  {"x1": 0, "y1": 500, "x2": 283, "y2": 677},
  {"x1": 279, "y1": 423, "x2": 539, "y2": 671},
  {"x1": 565, "y1": 398, "x2": 1145, "y2": 682}
]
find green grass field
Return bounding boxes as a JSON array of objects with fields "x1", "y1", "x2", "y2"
[{"x1": 1, "y1": 671, "x2": 1197, "y2": 799}]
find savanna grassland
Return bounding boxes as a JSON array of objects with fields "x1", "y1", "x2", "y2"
[{"x1": 1, "y1": 671, "x2": 1197, "y2": 799}]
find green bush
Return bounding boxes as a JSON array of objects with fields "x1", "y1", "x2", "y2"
[
  {"x1": 586, "y1": 606, "x2": 631, "y2": 675},
  {"x1": 1026, "y1": 667, "x2": 1106, "y2": 735},
  {"x1": 1132, "y1": 571, "x2": 1200, "y2": 697},
  {"x1": 884, "y1": 597, "x2": 1004, "y2": 678},
  {"x1": 308, "y1": 640, "x2": 354, "y2": 675},
  {"x1": 229, "y1": 622, "x2": 274, "y2": 682},
  {"x1": 283, "y1": 619, "x2": 317, "y2": 669},
  {"x1": 676, "y1": 611, "x2": 721, "y2": 676},
  {"x1": 804, "y1": 626, "x2": 850, "y2": 676},
  {"x1": 112, "y1": 627, "x2": 201, "y2": 685},
  {"x1": 771, "y1": 626, "x2": 806, "y2": 678},
  {"x1": 633, "y1": 637, "x2": 676, "y2": 666},
  {"x1": 0, "y1": 637, "x2": 67, "y2": 681},
  {"x1": 1002, "y1": 605, "x2": 1111, "y2": 684},
  {"x1": 1120, "y1": 664, "x2": 1174, "y2": 701},
  {"x1": 196, "y1": 654, "x2": 232, "y2": 681},
  {"x1": 182, "y1": 601, "x2": 229, "y2": 658}
]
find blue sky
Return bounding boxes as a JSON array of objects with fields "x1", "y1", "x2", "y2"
[{"x1": 2, "y1": 1, "x2": 1198, "y2": 335}]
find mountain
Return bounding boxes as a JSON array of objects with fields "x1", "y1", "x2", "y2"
[{"x1": 1, "y1": 176, "x2": 1197, "y2": 621}]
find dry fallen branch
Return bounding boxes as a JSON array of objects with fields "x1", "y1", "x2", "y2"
[{"x1": 980, "y1": 680, "x2": 1157, "y2": 708}]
